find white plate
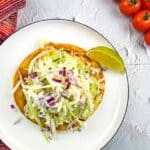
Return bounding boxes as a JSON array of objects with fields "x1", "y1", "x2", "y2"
[{"x1": 0, "y1": 19, "x2": 128, "y2": 150}]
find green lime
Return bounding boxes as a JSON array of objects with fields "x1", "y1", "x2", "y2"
[{"x1": 86, "y1": 46, "x2": 125, "y2": 73}]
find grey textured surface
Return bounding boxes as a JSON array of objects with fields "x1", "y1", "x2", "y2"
[{"x1": 17, "y1": 0, "x2": 150, "y2": 149}]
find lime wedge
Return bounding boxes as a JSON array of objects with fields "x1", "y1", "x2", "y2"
[{"x1": 86, "y1": 46, "x2": 125, "y2": 73}]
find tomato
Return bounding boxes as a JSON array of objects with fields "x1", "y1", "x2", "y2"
[
  {"x1": 132, "y1": 10, "x2": 150, "y2": 31},
  {"x1": 144, "y1": 30, "x2": 150, "y2": 45},
  {"x1": 119, "y1": 0, "x2": 141, "y2": 16},
  {"x1": 142, "y1": 0, "x2": 150, "y2": 10}
]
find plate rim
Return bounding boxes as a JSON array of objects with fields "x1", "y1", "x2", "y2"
[{"x1": 0, "y1": 18, "x2": 129, "y2": 150}]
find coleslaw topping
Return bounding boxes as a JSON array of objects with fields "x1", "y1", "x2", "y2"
[{"x1": 16, "y1": 49, "x2": 103, "y2": 140}]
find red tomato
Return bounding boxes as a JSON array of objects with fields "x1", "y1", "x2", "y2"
[
  {"x1": 142, "y1": 0, "x2": 150, "y2": 10},
  {"x1": 132, "y1": 10, "x2": 150, "y2": 31},
  {"x1": 120, "y1": 0, "x2": 141, "y2": 16},
  {"x1": 144, "y1": 30, "x2": 150, "y2": 45}
]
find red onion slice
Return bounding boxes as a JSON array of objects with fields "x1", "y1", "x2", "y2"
[
  {"x1": 66, "y1": 82, "x2": 71, "y2": 89},
  {"x1": 47, "y1": 97, "x2": 56, "y2": 106},
  {"x1": 65, "y1": 78, "x2": 69, "y2": 82},
  {"x1": 59, "y1": 67, "x2": 66, "y2": 76},
  {"x1": 29, "y1": 72, "x2": 37, "y2": 79},
  {"x1": 48, "y1": 101, "x2": 56, "y2": 106},
  {"x1": 10, "y1": 104, "x2": 15, "y2": 109},
  {"x1": 52, "y1": 78, "x2": 62, "y2": 83},
  {"x1": 71, "y1": 123, "x2": 76, "y2": 128},
  {"x1": 62, "y1": 67, "x2": 66, "y2": 76},
  {"x1": 59, "y1": 70, "x2": 63, "y2": 75}
]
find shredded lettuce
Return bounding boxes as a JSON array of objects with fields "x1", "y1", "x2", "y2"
[{"x1": 19, "y1": 49, "x2": 102, "y2": 141}]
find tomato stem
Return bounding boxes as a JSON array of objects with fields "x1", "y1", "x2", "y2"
[
  {"x1": 130, "y1": 0, "x2": 137, "y2": 5},
  {"x1": 143, "y1": 12, "x2": 150, "y2": 21}
]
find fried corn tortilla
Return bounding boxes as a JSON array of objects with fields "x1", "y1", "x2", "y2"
[{"x1": 13, "y1": 42, "x2": 105, "y2": 131}]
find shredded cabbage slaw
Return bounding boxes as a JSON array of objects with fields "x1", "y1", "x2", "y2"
[{"x1": 14, "y1": 49, "x2": 103, "y2": 140}]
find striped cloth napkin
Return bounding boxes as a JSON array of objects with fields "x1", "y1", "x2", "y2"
[
  {"x1": 0, "y1": 1, "x2": 26, "y2": 149},
  {"x1": 0, "y1": 0, "x2": 26, "y2": 44},
  {"x1": 0, "y1": 142, "x2": 10, "y2": 150}
]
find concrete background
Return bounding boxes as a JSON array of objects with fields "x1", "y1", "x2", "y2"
[{"x1": 17, "y1": 0, "x2": 150, "y2": 149}]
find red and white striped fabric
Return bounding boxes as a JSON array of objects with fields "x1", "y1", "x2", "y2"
[
  {"x1": 0, "y1": 12, "x2": 18, "y2": 43},
  {"x1": 0, "y1": 141, "x2": 10, "y2": 150},
  {"x1": 0, "y1": 0, "x2": 26, "y2": 44}
]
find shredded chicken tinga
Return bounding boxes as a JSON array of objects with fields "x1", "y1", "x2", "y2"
[{"x1": 13, "y1": 42, "x2": 105, "y2": 140}]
